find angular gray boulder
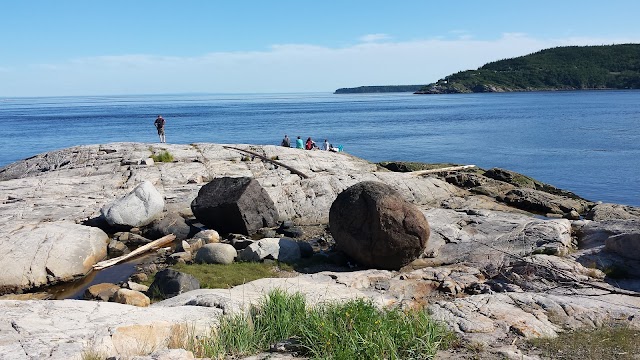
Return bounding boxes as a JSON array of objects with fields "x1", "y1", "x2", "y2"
[
  {"x1": 329, "y1": 181, "x2": 430, "y2": 270},
  {"x1": 191, "y1": 177, "x2": 278, "y2": 235},
  {"x1": 0, "y1": 221, "x2": 108, "y2": 294},
  {"x1": 101, "y1": 181, "x2": 164, "y2": 227},
  {"x1": 145, "y1": 212, "x2": 196, "y2": 240},
  {"x1": 238, "y1": 237, "x2": 301, "y2": 263},
  {"x1": 148, "y1": 269, "x2": 200, "y2": 299}
]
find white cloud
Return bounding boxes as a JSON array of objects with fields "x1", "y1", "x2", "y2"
[
  {"x1": 359, "y1": 33, "x2": 392, "y2": 43},
  {"x1": 2, "y1": 33, "x2": 640, "y2": 96}
]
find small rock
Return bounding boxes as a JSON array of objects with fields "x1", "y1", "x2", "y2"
[
  {"x1": 130, "y1": 273, "x2": 148, "y2": 283},
  {"x1": 148, "y1": 269, "x2": 200, "y2": 299},
  {"x1": 281, "y1": 227, "x2": 304, "y2": 238},
  {"x1": 84, "y1": 283, "x2": 120, "y2": 301},
  {"x1": 192, "y1": 229, "x2": 220, "y2": 244},
  {"x1": 112, "y1": 288, "x2": 150, "y2": 307},
  {"x1": 108, "y1": 239, "x2": 130, "y2": 256},
  {"x1": 126, "y1": 281, "x2": 149, "y2": 293},
  {"x1": 169, "y1": 252, "x2": 193, "y2": 264},
  {"x1": 180, "y1": 240, "x2": 191, "y2": 253},
  {"x1": 195, "y1": 243, "x2": 237, "y2": 264},
  {"x1": 565, "y1": 210, "x2": 581, "y2": 220}
]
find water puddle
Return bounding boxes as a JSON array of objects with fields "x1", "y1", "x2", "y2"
[{"x1": 46, "y1": 253, "x2": 155, "y2": 300}]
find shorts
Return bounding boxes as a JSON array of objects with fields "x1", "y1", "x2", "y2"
[{"x1": 157, "y1": 127, "x2": 165, "y2": 135}]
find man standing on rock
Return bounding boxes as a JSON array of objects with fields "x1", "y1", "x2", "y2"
[{"x1": 154, "y1": 115, "x2": 166, "y2": 143}]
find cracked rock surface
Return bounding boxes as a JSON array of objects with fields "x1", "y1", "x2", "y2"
[{"x1": 1, "y1": 143, "x2": 640, "y2": 359}]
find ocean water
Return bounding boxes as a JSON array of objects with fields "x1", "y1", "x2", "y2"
[{"x1": 0, "y1": 91, "x2": 638, "y2": 206}]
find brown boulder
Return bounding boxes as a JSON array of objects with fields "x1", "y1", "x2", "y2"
[
  {"x1": 84, "y1": 283, "x2": 120, "y2": 301},
  {"x1": 329, "y1": 181, "x2": 430, "y2": 270},
  {"x1": 112, "y1": 288, "x2": 150, "y2": 307}
]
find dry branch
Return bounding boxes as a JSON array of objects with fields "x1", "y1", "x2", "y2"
[
  {"x1": 223, "y1": 145, "x2": 309, "y2": 179},
  {"x1": 93, "y1": 234, "x2": 176, "y2": 270}
]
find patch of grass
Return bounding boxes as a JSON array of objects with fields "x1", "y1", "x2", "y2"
[
  {"x1": 187, "y1": 289, "x2": 454, "y2": 359},
  {"x1": 171, "y1": 262, "x2": 293, "y2": 289},
  {"x1": 527, "y1": 324, "x2": 640, "y2": 360},
  {"x1": 81, "y1": 348, "x2": 106, "y2": 360},
  {"x1": 151, "y1": 150, "x2": 174, "y2": 162}
]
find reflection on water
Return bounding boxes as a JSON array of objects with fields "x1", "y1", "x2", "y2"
[{"x1": 47, "y1": 254, "x2": 154, "y2": 300}]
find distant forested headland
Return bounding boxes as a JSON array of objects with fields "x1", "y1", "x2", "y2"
[
  {"x1": 416, "y1": 44, "x2": 640, "y2": 94},
  {"x1": 334, "y1": 85, "x2": 425, "y2": 94},
  {"x1": 334, "y1": 44, "x2": 640, "y2": 95}
]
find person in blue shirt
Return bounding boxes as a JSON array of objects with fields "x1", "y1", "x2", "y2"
[{"x1": 296, "y1": 136, "x2": 304, "y2": 149}]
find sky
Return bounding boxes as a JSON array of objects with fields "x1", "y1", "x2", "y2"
[{"x1": 2, "y1": 1, "x2": 640, "y2": 97}]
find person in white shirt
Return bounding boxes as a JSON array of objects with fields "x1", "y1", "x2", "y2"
[{"x1": 322, "y1": 139, "x2": 330, "y2": 151}]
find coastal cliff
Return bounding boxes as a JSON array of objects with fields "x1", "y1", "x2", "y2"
[{"x1": 1, "y1": 143, "x2": 639, "y2": 359}]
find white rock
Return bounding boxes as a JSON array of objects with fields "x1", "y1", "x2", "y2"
[
  {"x1": 0, "y1": 221, "x2": 108, "y2": 293},
  {"x1": 0, "y1": 300, "x2": 221, "y2": 360},
  {"x1": 192, "y1": 229, "x2": 220, "y2": 243},
  {"x1": 101, "y1": 180, "x2": 165, "y2": 227},
  {"x1": 194, "y1": 243, "x2": 237, "y2": 264}
]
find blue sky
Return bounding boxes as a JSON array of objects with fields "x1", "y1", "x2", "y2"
[{"x1": 2, "y1": 1, "x2": 640, "y2": 96}]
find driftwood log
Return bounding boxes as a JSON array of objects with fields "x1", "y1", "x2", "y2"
[
  {"x1": 223, "y1": 145, "x2": 309, "y2": 179},
  {"x1": 93, "y1": 234, "x2": 176, "y2": 270},
  {"x1": 411, "y1": 164, "x2": 476, "y2": 176}
]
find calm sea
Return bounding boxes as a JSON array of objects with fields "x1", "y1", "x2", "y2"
[{"x1": 0, "y1": 91, "x2": 638, "y2": 206}]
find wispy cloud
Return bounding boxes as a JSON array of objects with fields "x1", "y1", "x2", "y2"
[
  {"x1": 3, "y1": 33, "x2": 640, "y2": 96},
  {"x1": 359, "y1": 33, "x2": 391, "y2": 43}
]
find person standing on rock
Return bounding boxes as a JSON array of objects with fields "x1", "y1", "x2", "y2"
[
  {"x1": 281, "y1": 134, "x2": 291, "y2": 147},
  {"x1": 296, "y1": 136, "x2": 304, "y2": 149},
  {"x1": 154, "y1": 115, "x2": 166, "y2": 143}
]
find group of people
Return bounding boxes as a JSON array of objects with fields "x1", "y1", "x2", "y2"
[
  {"x1": 152, "y1": 116, "x2": 339, "y2": 153},
  {"x1": 281, "y1": 135, "x2": 338, "y2": 152}
]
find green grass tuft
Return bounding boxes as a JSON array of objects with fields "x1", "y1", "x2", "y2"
[
  {"x1": 188, "y1": 289, "x2": 454, "y2": 359},
  {"x1": 151, "y1": 150, "x2": 174, "y2": 162}
]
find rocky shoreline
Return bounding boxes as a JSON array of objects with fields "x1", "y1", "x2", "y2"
[{"x1": 1, "y1": 142, "x2": 639, "y2": 359}]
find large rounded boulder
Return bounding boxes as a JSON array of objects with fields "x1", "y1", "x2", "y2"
[
  {"x1": 101, "y1": 181, "x2": 164, "y2": 228},
  {"x1": 191, "y1": 177, "x2": 278, "y2": 235},
  {"x1": 329, "y1": 181, "x2": 430, "y2": 270}
]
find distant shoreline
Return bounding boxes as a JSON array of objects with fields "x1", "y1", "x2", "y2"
[{"x1": 334, "y1": 85, "x2": 425, "y2": 94}]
